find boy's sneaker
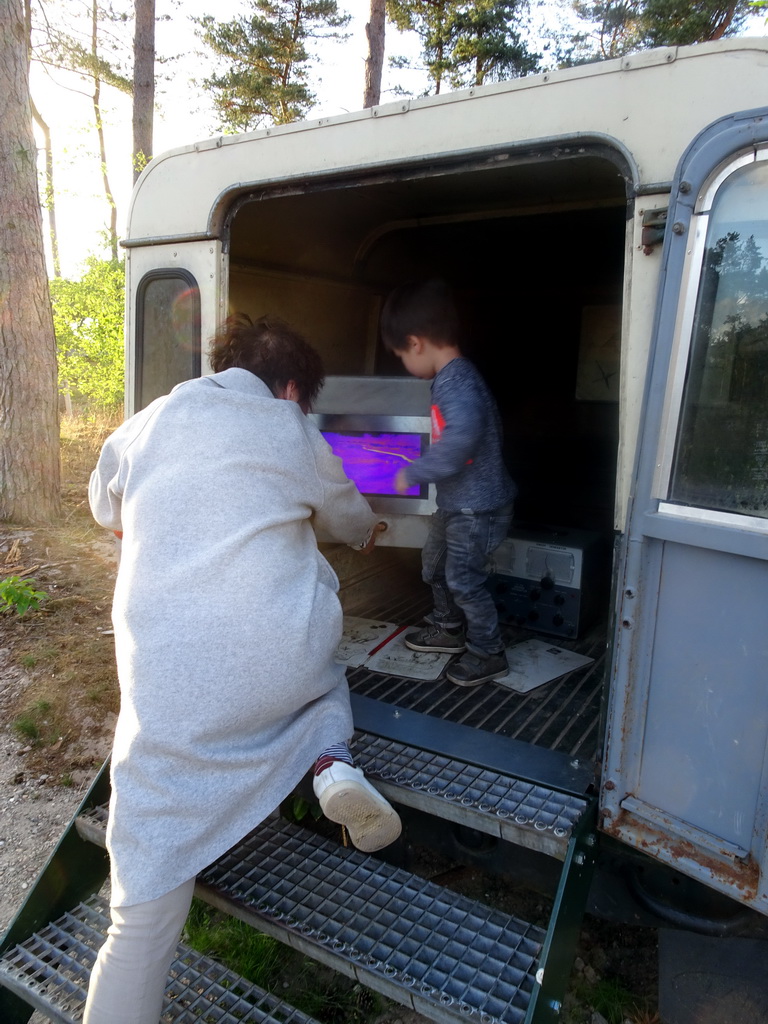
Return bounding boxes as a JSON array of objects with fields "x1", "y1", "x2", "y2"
[
  {"x1": 404, "y1": 624, "x2": 466, "y2": 653},
  {"x1": 313, "y1": 762, "x2": 402, "y2": 853},
  {"x1": 446, "y1": 650, "x2": 508, "y2": 687}
]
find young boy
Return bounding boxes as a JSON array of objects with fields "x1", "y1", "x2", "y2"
[{"x1": 382, "y1": 280, "x2": 517, "y2": 687}]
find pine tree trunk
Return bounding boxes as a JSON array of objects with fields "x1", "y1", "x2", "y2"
[
  {"x1": 91, "y1": 0, "x2": 118, "y2": 261},
  {"x1": 363, "y1": 0, "x2": 385, "y2": 108},
  {"x1": 30, "y1": 98, "x2": 61, "y2": 278},
  {"x1": 0, "y1": 0, "x2": 60, "y2": 522},
  {"x1": 133, "y1": 0, "x2": 155, "y2": 182}
]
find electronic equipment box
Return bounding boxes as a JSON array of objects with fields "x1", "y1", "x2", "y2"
[{"x1": 488, "y1": 526, "x2": 605, "y2": 639}]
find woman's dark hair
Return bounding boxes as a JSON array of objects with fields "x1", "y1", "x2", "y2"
[
  {"x1": 209, "y1": 314, "x2": 325, "y2": 407},
  {"x1": 380, "y1": 279, "x2": 460, "y2": 352}
]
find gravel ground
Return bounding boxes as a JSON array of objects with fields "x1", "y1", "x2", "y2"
[
  {"x1": 0, "y1": 733, "x2": 93, "y2": 935},
  {"x1": 0, "y1": 648, "x2": 102, "y2": 1024},
  {"x1": 0, "y1": 648, "x2": 100, "y2": 937}
]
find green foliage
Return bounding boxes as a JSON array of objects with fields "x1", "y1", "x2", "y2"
[
  {"x1": 29, "y1": 0, "x2": 133, "y2": 94},
  {"x1": 184, "y1": 899, "x2": 381, "y2": 1023},
  {"x1": 641, "y1": 0, "x2": 752, "y2": 46},
  {"x1": 285, "y1": 793, "x2": 323, "y2": 822},
  {"x1": 450, "y1": 1, "x2": 540, "y2": 84},
  {"x1": 50, "y1": 256, "x2": 125, "y2": 411},
  {"x1": 197, "y1": 1, "x2": 350, "y2": 133},
  {"x1": 12, "y1": 700, "x2": 53, "y2": 744},
  {"x1": 0, "y1": 577, "x2": 49, "y2": 617},
  {"x1": 387, "y1": 0, "x2": 538, "y2": 93},
  {"x1": 38, "y1": 29, "x2": 133, "y2": 94},
  {"x1": 297, "y1": 976, "x2": 381, "y2": 1023},
  {"x1": 573, "y1": 975, "x2": 653, "y2": 1023},
  {"x1": 568, "y1": 0, "x2": 756, "y2": 63},
  {"x1": 184, "y1": 900, "x2": 283, "y2": 989},
  {"x1": 291, "y1": 794, "x2": 312, "y2": 820}
]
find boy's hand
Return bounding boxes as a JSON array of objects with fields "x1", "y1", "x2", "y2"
[
  {"x1": 361, "y1": 521, "x2": 387, "y2": 554},
  {"x1": 394, "y1": 468, "x2": 410, "y2": 494}
]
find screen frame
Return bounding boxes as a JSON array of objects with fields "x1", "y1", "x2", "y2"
[{"x1": 311, "y1": 412, "x2": 435, "y2": 516}]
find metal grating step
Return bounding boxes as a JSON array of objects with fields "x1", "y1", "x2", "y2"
[
  {"x1": 197, "y1": 816, "x2": 547, "y2": 1024},
  {"x1": 75, "y1": 729, "x2": 589, "y2": 864},
  {"x1": 0, "y1": 895, "x2": 320, "y2": 1024},
  {"x1": 347, "y1": 633, "x2": 605, "y2": 763},
  {"x1": 351, "y1": 732, "x2": 589, "y2": 860},
  {"x1": 73, "y1": 810, "x2": 548, "y2": 1023},
  {"x1": 76, "y1": 734, "x2": 589, "y2": 863},
  {"x1": 75, "y1": 801, "x2": 109, "y2": 847}
]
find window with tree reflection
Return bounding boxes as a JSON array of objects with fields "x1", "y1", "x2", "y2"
[{"x1": 671, "y1": 161, "x2": 768, "y2": 518}]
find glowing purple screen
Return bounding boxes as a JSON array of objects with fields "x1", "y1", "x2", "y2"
[{"x1": 322, "y1": 431, "x2": 423, "y2": 497}]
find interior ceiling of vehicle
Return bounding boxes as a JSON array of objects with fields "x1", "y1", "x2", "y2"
[{"x1": 229, "y1": 150, "x2": 630, "y2": 278}]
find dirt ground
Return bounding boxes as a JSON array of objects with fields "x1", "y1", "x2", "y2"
[{"x1": 0, "y1": 420, "x2": 659, "y2": 1024}]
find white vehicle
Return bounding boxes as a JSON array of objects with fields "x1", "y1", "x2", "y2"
[{"x1": 3, "y1": 38, "x2": 768, "y2": 1024}]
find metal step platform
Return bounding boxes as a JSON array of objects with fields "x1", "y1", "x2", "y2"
[
  {"x1": 73, "y1": 725, "x2": 591, "y2": 863},
  {"x1": 1, "y1": 718, "x2": 598, "y2": 1024},
  {"x1": 0, "y1": 895, "x2": 321, "y2": 1024},
  {"x1": 73, "y1": 808, "x2": 545, "y2": 1024},
  {"x1": 71, "y1": 801, "x2": 595, "y2": 1024},
  {"x1": 351, "y1": 732, "x2": 589, "y2": 860},
  {"x1": 197, "y1": 817, "x2": 547, "y2": 1024},
  {"x1": 336, "y1": 548, "x2": 607, "y2": 767},
  {"x1": 346, "y1": 630, "x2": 605, "y2": 766}
]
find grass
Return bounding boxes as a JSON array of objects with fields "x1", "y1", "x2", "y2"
[
  {"x1": 184, "y1": 900, "x2": 283, "y2": 990},
  {"x1": 297, "y1": 974, "x2": 381, "y2": 1024},
  {"x1": 12, "y1": 699, "x2": 56, "y2": 745},
  {"x1": 183, "y1": 900, "x2": 382, "y2": 1023},
  {"x1": 86, "y1": 682, "x2": 112, "y2": 704},
  {"x1": 59, "y1": 411, "x2": 122, "y2": 482},
  {"x1": 570, "y1": 976, "x2": 658, "y2": 1024}
]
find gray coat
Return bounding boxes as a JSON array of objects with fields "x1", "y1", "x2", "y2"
[{"x1": 89, "y1": 368, "x2": 378, "y2": 906}]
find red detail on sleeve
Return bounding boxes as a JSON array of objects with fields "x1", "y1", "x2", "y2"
[
  {"x1": 431, "y1": 404, "x2": 446, "y2": 443},
  {"x1": 430, "y1": 403, "x2": 472, "y2": 464}
]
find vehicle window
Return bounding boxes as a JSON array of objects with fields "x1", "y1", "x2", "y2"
[
  {"x1": 136, "y1": 271, "x2": 201, "y2": 410},
  {"x1": 670, "y1": 160, "x2": 768, "y2": 518}
]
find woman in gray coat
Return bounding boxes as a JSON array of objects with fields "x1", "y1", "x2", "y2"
[{"x1": 84, "y1": 315, "x2": 399, "y2": 1024}]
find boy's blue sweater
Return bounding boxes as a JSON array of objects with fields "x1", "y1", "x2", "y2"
[{"x1": 403, "y1": 357, "x2": 517, "y2": 512}]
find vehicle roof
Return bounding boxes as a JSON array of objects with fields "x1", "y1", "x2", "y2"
[{"x1": 126, "y1": 38, "x2": 768, "y2": 245}]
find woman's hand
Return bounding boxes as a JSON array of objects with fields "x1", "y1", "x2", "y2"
[{"x1": 361, "y1": 521, "x2": 387, "y2": 554}]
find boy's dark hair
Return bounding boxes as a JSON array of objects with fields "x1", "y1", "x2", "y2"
[
  {"x1": 380, "y1": 279, "x2": 460, "y2": 352},
  {"x1": 209, "y1": 314, "x2": 325, "y2": 407}
]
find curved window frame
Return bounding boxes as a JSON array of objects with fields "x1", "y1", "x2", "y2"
[
  {"x1": 134, "y1": 268, "x2": 201, "y2": 412},
  {"x1": 653, "y1": 147, "x2": 768, "y2": 530}
]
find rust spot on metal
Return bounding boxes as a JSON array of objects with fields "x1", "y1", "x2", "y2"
[{"x1": 602, "y1": 811, "x2": 760, "y2": 901}]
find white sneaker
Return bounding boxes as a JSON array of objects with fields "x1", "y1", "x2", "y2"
[{"x1": 312, "y1": 762, "x2": 402, "y2": 853}]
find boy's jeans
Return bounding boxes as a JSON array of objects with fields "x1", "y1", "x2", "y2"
[{"x1": 421, "y1": 505, "x2": 513, "y2": 656}]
